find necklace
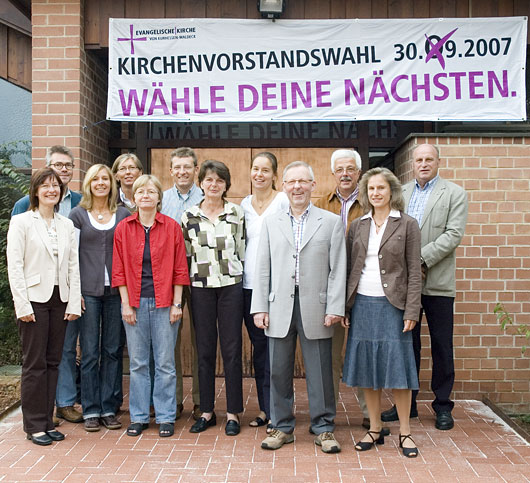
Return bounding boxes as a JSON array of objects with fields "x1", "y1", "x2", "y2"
[
  {"x1": 373, "y1": 217, "x2": 388, "y2": 229},
  {"x1": 253, "y1": 191, "x2": 275, "y2": 211},
  {"x1": 91, "y1": 209, "x2": 106, "y2": 221}
]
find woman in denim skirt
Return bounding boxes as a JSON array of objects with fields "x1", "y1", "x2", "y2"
[{"x1": 342, "y1": 167, "x2": 422, "y2": 458}]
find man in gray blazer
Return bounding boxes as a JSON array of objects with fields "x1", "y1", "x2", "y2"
[
  {"x1": 251, "y1": 161, "x2": 346, "y2": 453},
  {"x1": 381, "y1": 144, "x2": 468, "y2": 431}
]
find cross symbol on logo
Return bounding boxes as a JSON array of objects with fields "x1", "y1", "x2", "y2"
[
  {"x1": 118, "y1": 24, "x2": 147, "y2": 55},
  {"x1": 424, "y1": 28, "x2": 458, "y2": 70}
]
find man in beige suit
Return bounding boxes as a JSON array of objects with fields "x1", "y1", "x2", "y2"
[
  {"x1": 381, "y1": 144, "x2": 468, "y2": 431},
  {"x1": 251, "y1": 161, "x2": 346, "y2": 453}
]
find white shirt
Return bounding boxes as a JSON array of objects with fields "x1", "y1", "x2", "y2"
[
  {"x1": 241, "y1": 191, "x2": 289, "y2": 289},
  {"x1": 357, "y1": 210, "x2": 401, "y2": 297}
]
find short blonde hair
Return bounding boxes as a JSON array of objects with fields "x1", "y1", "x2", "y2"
[
  {"x1": 132, "y1": 174, "x2": 163, "y2": 212},
  {"x1": 358, "y1": 167, "x2": 405, "y2": 213},
  {"x1": 79, "y1": 164, "x2": 118, "y2": 212}
]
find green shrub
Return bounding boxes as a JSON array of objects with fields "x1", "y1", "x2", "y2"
[{"x1": 0, "y1": 141, "x2": 30, "y2": 364}]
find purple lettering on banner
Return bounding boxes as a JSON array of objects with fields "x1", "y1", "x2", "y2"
[
  {"x1": 433, "y1": 73, "x2": 449, "y2": 101},
  {"x1": 448, "y1": 72, "x2": 466, "y2": 100},
  {"x1": 368, "y1": 72, "x2": 390, "y2": 104},
  {"x1": 411, "y1": 74, "x2": 431, "y2": 102},
  {"x1": 390, "y1": 75, "x2": 409, "y2": 102},
  {"x1": 291, "y1": 82, "x2": 312, "y2": 109},
  {"x1": 210, "y1": 86, "x2": 226, "y2": 113},
  {"x1": 280, "y1": 83, "x2": 288, "y2": 110},
  {"x1": 171, "y1": 87, "x2": 191, "y2": 114},
  {"x1": 262, "y1": 83, "x2": 277, "y2": 110},
  {"x1": 315, "y1": 81, "x2": 332, "y2": 107},
  {"x1": 193, "y1": 87, "x2": 208, "y2": 113},
  {"x1": 488, "y1": 70, "x2": 509, "y2": 98},
  {"x1": 468, "y1": 72, "x2": 484, "y2": 99},
  {"x1": 119, "y1": 89, "x2": 148, "y2": 116},
  {"x1": 239, "y1": 84, "x2": 259, "y2": 112},
  {"x1": 344, "y1": 79, "x2": 365, "y2": 105},
  {"x1": 148, "y1": 82, "x2": 170, "y2": 116}
]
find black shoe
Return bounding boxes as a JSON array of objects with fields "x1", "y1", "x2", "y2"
[
  {"x1": 354, "y1": 430, "x2": 385, "y2": 451},
  {"x1": 126, "y1": 422, "x2": 149, "y2": 437},
  {"x1": 381, "y1": 405, "x2": 418, "y2": 422},
  {"x1": 27, "y1": 433, "x2": 53, "y2": 446},
  {"x1": 435, "y1": 411, "x2": 454, "y2": 430},
  {"x1": 46, "y1": 430, "x2": 65, "y2": 441},
  {"x1": 189, "y1": 413, "x2": 216, "y2": 433},
  {"x1": 225, "y1": 418, "x2": 240, "y2": 436},
  {"x1": 361, "y1": 418, "x2": 390, "y2": 436},
  {"x1": 399, "y1": 433, "x2": 418, "y2": 458}
]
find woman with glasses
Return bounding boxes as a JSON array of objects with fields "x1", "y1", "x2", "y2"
[
  {"x1": 182, "y1": 160, "x2": 245, "y2": 437},
  {"x1": 111, "y1": 153, "x2": 144, "y2": 211},
  {"x1": 7, "y1": 168, "x2": 81, "y2": 446},
  {"x1": 113, "y1": 175, "x2": 189, "y2": 438},
  {"x1": 69, "y1": 164, "x2": 131, "y2": 432}
]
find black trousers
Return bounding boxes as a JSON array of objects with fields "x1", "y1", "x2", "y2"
[
  {"x1": 243, "y1": 288, "x2": 270, "y2": 419},
  {"x1": 191, "y1": 283, "x2": 243, "y2": 414},
  {"x1": 411, "y1": 295, "x2": 455, "y2": 414},
  {"x1": 18, "y1": 286, "x2": 67, "y2": 434}
]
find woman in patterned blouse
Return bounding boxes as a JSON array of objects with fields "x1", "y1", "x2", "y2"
[{"x1": 182, "y1": 160, "x2": 245, "y2": 437}]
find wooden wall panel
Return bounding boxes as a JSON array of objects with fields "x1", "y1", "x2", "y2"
[
  {"x1": 0, "y1": 24, "x2": 30, "y2": 91},
  {"x1": 0, "y1": 24, "x2": 8, "y2": 80},
  {"x1": 85, "y1": 0, "x2": 530, "y2": 48}
]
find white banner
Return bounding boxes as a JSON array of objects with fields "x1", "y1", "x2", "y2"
[{"x1": 107, "y1": 17, "x2": 527, "y2": 122}]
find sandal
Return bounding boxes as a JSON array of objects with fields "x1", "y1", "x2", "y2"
[
  {"x1": 159, "y1": 422, "x2": 174, "y2": 438},
  {"x1": 126, "y1": 422, "x2": 149, "y2": 437},
  {"x1": 249, "y1": 416, "x2": 267, "y2": 427},
  {"x1": 399, "y1": 434, "x2": 418, "y2": 458},
  {"x1": 355, "y1": 430, "x2": 385, "y2": 451}
]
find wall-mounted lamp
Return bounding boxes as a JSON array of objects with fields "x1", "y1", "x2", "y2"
[{"x1": 258, "y1": 0, "x2": 285, "y2": 20}]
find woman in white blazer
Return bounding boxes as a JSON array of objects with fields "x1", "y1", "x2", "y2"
[{"x1": 7, "y1": 168, "x2": 81, "y2": 446}]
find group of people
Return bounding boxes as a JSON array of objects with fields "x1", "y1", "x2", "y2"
[{"x1": 7, "y1": 143, "x2": 467, "y2": 459}]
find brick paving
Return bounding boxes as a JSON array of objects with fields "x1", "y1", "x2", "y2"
[{"x1": 0, "y1": 377, "x2": 528, "y2": 482}]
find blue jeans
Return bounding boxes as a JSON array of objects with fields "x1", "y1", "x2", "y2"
[
  {"x1": 56, "y1": 316, "x2": 81, "y2": 407},
  {"x1": 123, "y1": 298, "x2": 179, "y2": 424},
  {"x1": 79, "y1": 290, "x2": 122, "y2": 418}
]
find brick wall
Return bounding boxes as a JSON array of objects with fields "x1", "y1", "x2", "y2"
[
  {"x1": 395, "y1": 135, "x2": 530, "y2": 413},
  {"x1": 32, "y1": 0, "x2": 108, "y2": 188}
]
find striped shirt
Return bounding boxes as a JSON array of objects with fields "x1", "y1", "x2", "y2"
[
  {"x1": 408, "y1": 175, "x2": 439, "y2": 225},
  {"x1": 288, "y1": 203, "x2": 311, "y2": 285},
  {"x1": 336, "y1": 187, "x2": 359, "y2": 231}
]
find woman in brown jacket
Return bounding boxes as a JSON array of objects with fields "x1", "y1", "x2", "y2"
[{"x1": 342, "y1": 167, "x2": 422, "y2": 458}]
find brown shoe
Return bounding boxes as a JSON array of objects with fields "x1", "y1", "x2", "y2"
[
  {"x1": 53, "y1": 415, "x2": 62, "y2": 427},
  {"x1": 56, "y1": 406, "x2": 83, "y2": 423},
  {"x1": 84, "y1": 417, "x2": 100, "y2": 432},
  {"x1": 192, "y1": 404, "x2": 201, "y2": 421},
  {"x1": 100, "y1": 415, "x2": 122, "y2": 430},
  {"x1": 261, "y1": 429, "x2": 294, "y2": 450},
  {"x1": 315, "y1": 431, "x2": 341, "y2": 453}
]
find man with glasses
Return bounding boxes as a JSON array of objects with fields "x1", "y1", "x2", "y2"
[
  {"x1": 161, "y1": 147, "x2": 203, "y2": 421},
  {"x1": 252, "y1": 161, "x2": 346, "y2": 453},
  {"x1": 12, "y1": 145, "x2": 81, "y2": 217},
  {"x1": 12, "y1": 145, "x2": 83, "y2": 425}
]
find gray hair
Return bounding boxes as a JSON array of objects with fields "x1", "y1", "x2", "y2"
[
  {"x1": 282, "y1": 161, "x2": 315, "y2": 181},
  {"x1": 330, "y1": 149, "x2": 361, "y2": 172},
  {"x1": 358, "y1": 167, "x2": 405, "y2": 213},
  {"x1": 46, "y1": 145, "x2": 74, "y2": 166}
]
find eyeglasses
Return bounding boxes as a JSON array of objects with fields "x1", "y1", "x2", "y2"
[
  {"x1": 334, "y1": 167, "x2": 358, "y2": 175},
  {"x1": 284, "y1": 179, "x2": 313, "y2": 187},
  {"x1": 118, "y1": 165, "x2": 140, "y2": 173},
  {"x1": 50, "y1": 162, "x2": 74, "y2": 170}
]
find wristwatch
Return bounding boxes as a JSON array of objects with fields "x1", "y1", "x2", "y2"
[{"x1": 172, "y1": 302, "x2": 182, "y2": 309}]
